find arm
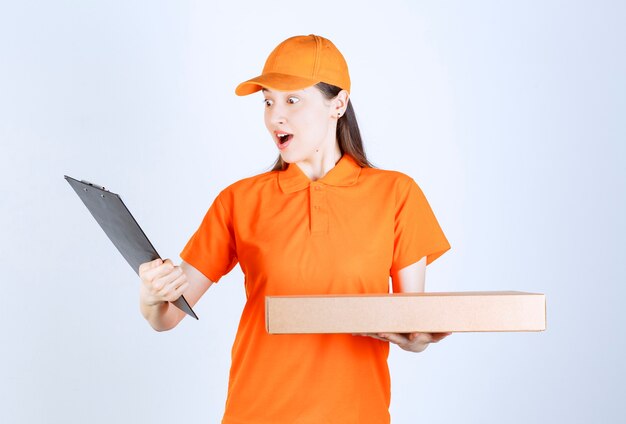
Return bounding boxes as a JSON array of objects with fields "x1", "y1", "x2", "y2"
[
  {"x1": 359, "y1": 256, "x2": 450, "y2": 352},
  {"x1": 139, "y1": 259, "x2": 214, "y2": 331},
  {"x1": 391, "y1": 256, "x2": 426, "y2": 293}
]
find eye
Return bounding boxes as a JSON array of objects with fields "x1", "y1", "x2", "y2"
[
  {"x1": 263, "y1": 99, "x2": 273, "y2": 107},
  {"x1": 287, "y1": 97, "x2": 300, "y2": 104}
]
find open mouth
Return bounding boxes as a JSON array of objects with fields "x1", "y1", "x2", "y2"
[{"x1": 276, "y1": 132, "x2": 293, "y2": 145}]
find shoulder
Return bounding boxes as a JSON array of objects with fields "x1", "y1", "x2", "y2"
[
  {"x1": 359, "y1": 166, "x2": 419, "y2": 196},
  {"x1": 216, "y1": 170, "x2": 279, "y2": 203},
  {"x1": 360, "y1": 166, "x2": 413, "y2": 182},
  {"x1": 225, "y1": 170, "x2": 278, "y2": 191}
]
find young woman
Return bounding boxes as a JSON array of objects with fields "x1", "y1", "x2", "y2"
[{"x1": 139, "y1": 34, "x2": 451, "y2": 424}]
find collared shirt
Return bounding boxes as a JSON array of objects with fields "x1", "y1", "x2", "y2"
[{"x1": 181, "y1": 154, "x2": 451, "y2": 424}]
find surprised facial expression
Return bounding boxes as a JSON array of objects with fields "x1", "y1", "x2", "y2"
[{"x1": 263, "y1": 86, "x2": 338, "y2": 165}]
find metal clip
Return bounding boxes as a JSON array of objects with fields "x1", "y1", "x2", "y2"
[{"x1": 81, "y1": 180, "x2": 108, "y2": 191}]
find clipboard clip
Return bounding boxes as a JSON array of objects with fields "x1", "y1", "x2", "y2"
[{"x1": 81, "y1": 180, "x2": 108, "y2": 192}]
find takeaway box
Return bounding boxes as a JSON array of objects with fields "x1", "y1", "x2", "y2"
[{"x1": 265, "y1": 291, "x2": 546, "y2": 334}]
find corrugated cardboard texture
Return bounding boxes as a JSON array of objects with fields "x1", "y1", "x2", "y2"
[{"x1": 266, "y1": 291, "x2": 546, "y2": 334}]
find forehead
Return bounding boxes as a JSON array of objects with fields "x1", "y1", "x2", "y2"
[{"x1": 262, "y1": 87, "x2": 312, "y2": 95}]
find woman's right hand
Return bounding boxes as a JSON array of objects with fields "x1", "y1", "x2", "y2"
[{"x1": 139, "y1": 258, "x2": 190, "y2": 307}]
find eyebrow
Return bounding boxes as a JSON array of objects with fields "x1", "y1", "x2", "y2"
[{"x1": 262, "y1": 88, "x2": 306, "y2": 96}]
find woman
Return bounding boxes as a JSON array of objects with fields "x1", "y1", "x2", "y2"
[{"x1": 139, "y1": 34, "x2": 451, "y2": 424}]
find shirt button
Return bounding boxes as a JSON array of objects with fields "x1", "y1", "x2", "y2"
[{"x1": 314, "y1": 186, "x2": 322, "y2": 191}]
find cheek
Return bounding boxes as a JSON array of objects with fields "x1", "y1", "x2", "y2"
[
  {"x1": 299, "y1": 108, "x2": 330, "y2": 134},
  {"x1": 264, "y1": 113, "x2": 278, "y2": 139},
  {"x1": 306, "y1": 111, "x2": 331, "y2": 139}
]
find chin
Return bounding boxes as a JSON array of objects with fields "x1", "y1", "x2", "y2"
[
  {"x1": 280, "y1": 148, "x2": 319, "y2": 165},
  {"x1": 278, "y1": 151, "x2": 300, "y2": 164}
]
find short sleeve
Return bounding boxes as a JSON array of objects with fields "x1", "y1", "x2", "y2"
[
  {"x1": 390, "y1": 178, "x2": 451, "y2": 273},
  {"x1": 180, "y1": 191, "x2": 238, "y2": 283}
]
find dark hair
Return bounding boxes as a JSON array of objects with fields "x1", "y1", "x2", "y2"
[{"x1": 270, "y1": 82, "x2": 374, "y2": 171}]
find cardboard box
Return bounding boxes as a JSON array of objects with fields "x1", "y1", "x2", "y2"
[{"x1": 266, "y1": 291, "x2": 546, "y2": 334}]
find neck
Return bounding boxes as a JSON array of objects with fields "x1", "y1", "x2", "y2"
[{"x1": 296, "y1": 143, "x2": 343, "y2": 181}]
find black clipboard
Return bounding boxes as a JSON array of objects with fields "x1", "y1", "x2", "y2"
[{"x1": 64, "y1": 175, "x2": 198, "y2": 320}]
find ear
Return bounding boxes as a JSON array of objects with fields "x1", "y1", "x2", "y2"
[{"x1": 332, "y1": 89, "x2": 350, "y2": 119}]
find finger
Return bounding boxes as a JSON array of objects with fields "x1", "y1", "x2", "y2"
[
  {"x1": 378, "y1": 333, "x2": 411, "y2": 346},
  {"x1": 430, "y1": 332, "x2": 452, "y2": 343},
  {"x1": 152, "y1": 266, "x2": 183, "y2": 292},
  {"x1": 139, "y1": 258, "x2": 163, "y2": 275},
  {"x1": 163, "y1": 270, "x2": 188, "y2": 294},
  {"x1": 144, "y1": 261, "x2": 177, "y2": 284},
  {"x1": 158, "y1": 270, "x2": 188, "y2": 300},
  {"x1": 408, "y1": 332, "x2": 451, "y2": 343},
  {"x1": 162, "y1": 280, "x2": 190, "y2": 302},
  {"x1": 358, "y1": 333, "x2": 388, "y2": 342},
  {"x1": 407, "y1": 332, "x2": 435, "y2": 344}
]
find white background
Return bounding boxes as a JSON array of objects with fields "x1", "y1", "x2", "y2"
[{"x1": 1, "y1": 1, "x2": 624, "y2": 423}]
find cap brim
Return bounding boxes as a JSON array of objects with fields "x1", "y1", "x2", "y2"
[{"x1": 235, "y1": 73, "x2": 320, "y2": 96}]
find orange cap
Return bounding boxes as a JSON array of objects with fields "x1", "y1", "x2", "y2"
[{"x1": 235, "y1": 34, "x2": 351, "y2": 96}]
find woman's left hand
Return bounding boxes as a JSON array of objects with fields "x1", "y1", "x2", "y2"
[{"x1": 356, "y1": 332, "x2": 452, "y2": 353}]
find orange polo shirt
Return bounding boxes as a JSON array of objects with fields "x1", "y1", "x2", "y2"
[{"x1": 180, "y1": 154, "x2": 451, "y2": 424}]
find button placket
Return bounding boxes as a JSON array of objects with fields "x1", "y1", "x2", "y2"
[{"x1": 310, "y1": 183, "x2": 328, "y2": 235}]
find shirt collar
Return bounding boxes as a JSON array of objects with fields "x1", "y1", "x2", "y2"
[{"x1": 278, "y1": 154, "x2": 362, "y2": 193}]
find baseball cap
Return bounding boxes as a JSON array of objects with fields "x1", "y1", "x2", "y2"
[{"x1": 235, "y1": 34, "x2": 351, "y2": 96}]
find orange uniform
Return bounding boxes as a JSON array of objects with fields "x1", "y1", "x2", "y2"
[{"x1": 181, "y1": 154, "x2": 451, "y2": 423}]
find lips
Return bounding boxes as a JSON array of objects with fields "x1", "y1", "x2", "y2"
[{"x1": 275, "y1": 131, "x2": 294, "y2": 150}]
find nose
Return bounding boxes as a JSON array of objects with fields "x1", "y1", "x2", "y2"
[{"x1": 267, "y1": 105, "x2": 287, "y2": 126}]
